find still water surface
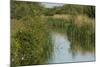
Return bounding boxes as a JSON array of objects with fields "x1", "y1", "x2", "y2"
[{"x1": 48, "y1": 32, "x2": 95, "y2": 63}]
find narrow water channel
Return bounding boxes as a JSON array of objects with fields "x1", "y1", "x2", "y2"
[{"x1": 48, "y1": 32, "x2": 95, "y2": 64}]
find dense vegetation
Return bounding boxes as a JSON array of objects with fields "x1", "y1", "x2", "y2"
[
  {"x1": 11, "y1": 1, "x2": 95, "y2": 67},
  {"x1": 11, "y1": 1, "x2": 53, "y2": 66},
  {"x1": 43, "y1": 4, "x2": 95, "y2": 18},
  {"x1": 47, "y1": 15, "x2": 95, "y2": 53}
]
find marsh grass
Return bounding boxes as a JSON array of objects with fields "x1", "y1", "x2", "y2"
[
  {"x1": 11, "y1": 16, "x2": 53, "y2": 66},
  {"x1": 46, "y1": 15, "x2": 95, "y2": 53}
]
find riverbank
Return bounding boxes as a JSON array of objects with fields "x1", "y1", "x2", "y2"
[
  {"x1": 47, "y1": 15, "x2": 95, "y2": 53},
  {"x1": 11, "y1": 16, "x2": 53, "y2": 66}
]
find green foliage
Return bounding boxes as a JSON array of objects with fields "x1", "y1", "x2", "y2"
[
  {"x1": 11, "y1": 1, "x2": 95, "y2": 66},
  {"x1": 46, "y1": 16, "x2": 95, "y2": 53},
  {"x1": 43, "y1": 4, "x2": 95, "y2": 18},
  {"x1": 11, "y1": 1, "x2": 43, "y2": 20},
  {"x1": 83, "y1": 6, "x2": 95, "y2": 18},
  {"x1": 47, "y1": 18, "x2": 70, "y2": 32},
  {"x1": 67, "y1": 18, "x2": 95, "y2": 53},
  {"x1": 11, "y1": 15, "x2": 53, "y2": 66}
]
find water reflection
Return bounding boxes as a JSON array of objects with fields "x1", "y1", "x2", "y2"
[{"x1": 48, "y1": 32, "x2": 95, "y2": 63}]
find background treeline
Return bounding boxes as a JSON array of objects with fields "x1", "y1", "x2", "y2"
[
  {"x1": 43, "y1": 4, "x2": 95, "y2": 18},
  {"x1": 11, "y1": 1, "x2": 95, "y2": 19}
]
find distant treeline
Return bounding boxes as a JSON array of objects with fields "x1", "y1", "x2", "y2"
[
  {"x1": 11, "y1": 1, "x2": 95, "y2": 19},
  {"x1": 43, "y1": 4, "x2": 95, "y2": 18}
]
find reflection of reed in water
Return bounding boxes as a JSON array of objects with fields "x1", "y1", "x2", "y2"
[
  {"x1": 67, "y1": 15, "x2": 95, "y2": 56},
  {"x1": 47, "y1": 15, "x2": 95, "y2": 55}
]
